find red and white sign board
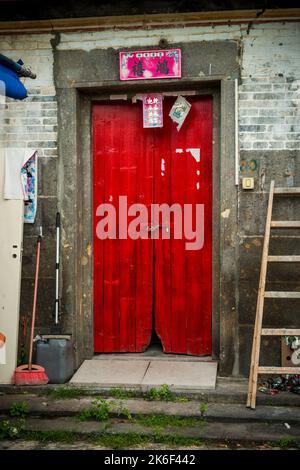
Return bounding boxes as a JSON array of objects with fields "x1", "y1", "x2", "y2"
[
  {"x1": 119, "y1": 49, "x2": 181, "y2": 81},
  {"x1": 142, "y1": 94, "x2": 163, "y2": 128}
]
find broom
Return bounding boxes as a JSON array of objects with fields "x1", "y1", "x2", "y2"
[{"x1": 14, "y1": 228, "x2": 48, "y2": 385}]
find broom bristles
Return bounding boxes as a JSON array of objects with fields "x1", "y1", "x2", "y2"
[{"x1": 14, "y1": 364, "x2": 49, "y2": 385}]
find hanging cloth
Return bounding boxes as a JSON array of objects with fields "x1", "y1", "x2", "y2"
[{"x1": 3, "y1": 148, "x2": 38, "y2": 223}]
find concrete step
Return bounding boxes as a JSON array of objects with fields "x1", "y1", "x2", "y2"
[
  {"x1": 1, "y1": 378, "x2": 300, "y2": 406},
  {"x1": 0, "y1": 395, "x2": 299, "y2": 424},
  {"x1": 2, "y1": 415, "x2": 300, "y2": 445}
]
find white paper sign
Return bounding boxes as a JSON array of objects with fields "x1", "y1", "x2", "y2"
[
  {"x1": 169, "y1": 95, "x2": 191, "y2": 131},
  {"x1": 142, "y1": 93, "x2": 163, "y2": 128}
]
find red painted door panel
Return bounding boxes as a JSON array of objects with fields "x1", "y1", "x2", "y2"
[
  {"x1": 154, "y1": 97, "x2": 212, "y2": 355},
  {"x1": 93, "y1": 103, "x2": 153, "y2": 352},
  {"x1": 93, "y1": 97, "x2": 212, "y2": 355}
]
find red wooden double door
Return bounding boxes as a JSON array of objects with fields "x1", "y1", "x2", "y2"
[{"x1": 93, "y1": 96, "x2": 212, "y2": 355}]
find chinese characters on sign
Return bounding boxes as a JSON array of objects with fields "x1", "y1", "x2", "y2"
[
  {"x1": 142, "y1": 94, "x2": 163, "y2": 128},
  {"x1": 119, "y1": 49, "x2": 181, "y2": 81}
]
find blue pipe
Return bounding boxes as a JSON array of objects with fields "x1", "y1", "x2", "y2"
[
  {"x1": 0, "y1": 53, "x2": 36, "y2": 78},
  {"x1": 0, "y1": 53, "x2": 23, "y2": 73}
]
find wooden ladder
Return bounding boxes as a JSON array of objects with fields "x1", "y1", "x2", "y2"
[{"x1": 247, "y1": 180, "x2": 300, "y2": 409}]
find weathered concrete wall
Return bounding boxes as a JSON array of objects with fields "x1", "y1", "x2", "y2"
[
  {"x1": 1, "y1": 21, "x2": 300, "y2": 376},
  {"x1": 0, "y1": 35, "x2": 57, "y2": 352}
]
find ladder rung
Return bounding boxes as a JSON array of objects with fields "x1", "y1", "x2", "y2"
[
  {"x1": 265, "y1": 291, "x2": 300, "y2": 298},
  {"x1": 271, "y1": 221, "x2": 300, "y2": 228},
  {"x1": 258, "y1": 366, "x2": 300, "y2": 374},
  {"x1": 274, "y1": 187, "x2": 300, "y2": 195},
  {"x1": 261, "y1": 328, "x2": 300, "y2": 336},
  {"x1": 268, "y1": 255, "x2": 300, "y2": 262}
]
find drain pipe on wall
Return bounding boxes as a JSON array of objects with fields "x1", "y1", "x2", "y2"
[
  {"x1": 232, "y1": 78, "x2": 240, "y2": 376},
  {"x1": 235, "y1": 78, "x2": 239, "y2": 186}
]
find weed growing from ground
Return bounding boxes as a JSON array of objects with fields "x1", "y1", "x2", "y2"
[
  {"x1": 136, "y1": 413, "x2": 199, "y2": 428},
  {"x1": 9, "y1": 402, "x2": 29, "y2": 419},
  {"x1": 0, "y1": 419, "x2": 25, "y2": 439},
  {"x1": 79, "y1": 398, "x2": 113, "y2": 422},
  {"x1": 146, "y1": 384, "x2": 175, "y2": 401},
  {"x1": 115, "y1": 402, "x2": 133, "y2": 421},
  {"x1": 109, "y1": 388, "x2": 138, "y2": 400},
  {"x1": 199, "y1": 402, "x2": 208, "y2": 418},
  {"x1": 48, "y1": 387, "x2": 83, "y2": 400}
]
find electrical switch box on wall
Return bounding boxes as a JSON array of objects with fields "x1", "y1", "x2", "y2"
[
  {"x1": 242, "y1": 177, "x2": 254, "y2": 190},
  {"x1": 0, "y1": 149, "x2": 24, "y2": 383}
]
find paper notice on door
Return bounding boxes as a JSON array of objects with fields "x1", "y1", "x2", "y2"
[
  {"x1": 0, "y1": 332, "x2": 6, "y2": 364},
  {"x1": 169, "y1": 95, "x2": 191, "y2": 131},
  {"x1": 142, "y1": 93, "x2": 163, "y2": 128}
]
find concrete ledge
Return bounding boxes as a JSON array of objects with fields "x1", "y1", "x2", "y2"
[
  {"x1": 0, "y1": 377, "x2": 299, "y2": 406},
  {"x1": 0, "y1": 395, "x2": 299, "y2": 423},
  {"x1": 2, "y1": 416, "x2": 300, "y2": 445}
]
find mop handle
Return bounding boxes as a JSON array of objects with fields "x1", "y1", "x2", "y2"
[
  {"x1": 55, "y1": 212, "x2": 60, "y2": 325},
  {"x1": 28, "y1": 231, "x2": 42, "y2": 370}
]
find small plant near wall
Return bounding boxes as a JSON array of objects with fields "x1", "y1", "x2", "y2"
[
  {"x1": 9, "y1": 401, "x2": 29, "y2": 419},
  {"x1": 49, "y1": 387, "x2": 83, "y2": 400},
  {"x1": 109, "y1": 387, "x2": 138, "y2": 400},
  {"x1": 0, "y1": 419, "x2": 25, "y2": 439},
  {"x1": 79, "y1": 398, "x2": 113, "y2": 422},
  {"x1": 146, "y1": 384, "x2": 175, "y2": 401},
  {"x1": 199, "y1": 402, "x2": 208, "y2": 419},
  {"x1": 115, "y1": 402, "x2": 133, "y2": 421}
]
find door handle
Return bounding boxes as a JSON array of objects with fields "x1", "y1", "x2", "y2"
[
  {"x1": 147, "y1": 224, "x2": 160, "y2": 232},
  {"x1": 147, "y1": 224, "x2": 169, "y2": 233}
]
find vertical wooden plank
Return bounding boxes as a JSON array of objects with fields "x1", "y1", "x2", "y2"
[
  {"x1": 169, "y1": 104, "x2": 187, "y2": 354},
  {"x1": 119, "y1": 103, "x2": 137, "y2": 351},
  {"x1": 135, "y1": 115, "x2": 154, "y2": 351},
  {"x1": 93, "y1": 102, "x2": 153, "y2": 352},
  {"x1": 153, "y1": 122, "x2": 172, "y2": 352},
  {"x1": 186, "y1": 98, "x2": 213, "y2": 355},
  {"x1": 93, "y1": 106, "x2": 105, "y2": 352},
  {"x1": 102, "y1": 115, "x2": 119, "y2": 351},
  {"x1": 155, "y1": 96, "x2": 213, "y2": 355}
]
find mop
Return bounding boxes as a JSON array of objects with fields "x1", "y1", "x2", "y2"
[
  {"x1": 51, "y1": 212, "x2": 62, "y2": 334},
  {"x1": 14, "y1": 228, "x2": 48, "y2": 385}
]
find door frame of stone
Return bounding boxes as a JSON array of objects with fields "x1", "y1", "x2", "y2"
[{"x1": 56, "y1": 50, "x2": 238, "y2": 375}]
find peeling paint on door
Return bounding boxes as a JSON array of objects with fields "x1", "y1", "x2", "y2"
[
  {"x1": 161, "y1": 158, "x2": 165, "y2": 176},
  {"x1": 186, "y1": 148, "x2": 201, "y2": 163}
]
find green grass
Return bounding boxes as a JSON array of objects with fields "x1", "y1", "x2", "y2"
[
  {"x1": 145, "y1": 384, "x2": 176, "y2": 401},
  {"x1": 115, "y1": 403, "x2": 133, "y2": 420},
  {"x1": 199, "y1": 402, "x2": 208, "y2": 418},
  {"x1": 269, "y1": 438, "x2": 300, "y2": 450},
  {"x1": 92, "y1": 432, "x2": 150, "y2": 449},
  {"x1": 108, "y1": 388, "x2": 139, "y2": 400},
  {"x1": 19, "y1": 431, "x2": 205, "y2": 449},
  {"x1": 8, "y1": 428, "x2": 300, "y2": 450},
  {"x1": 175, "y1": 396, "x2": 189, "y2": 403},
  {"x1": 90, "y1": 432, "x2": 206, "y2": 449},
  {"x1": 78, "y1": 398, "x2": 113, "y2": 422},
  {"x1": 0, "y1": 419, "x2": 25, "y2": 440},
  {"x1": 9, "y1": 401, "x2": 29, "y2": 419},
  {"x1": 23, "y1": 430, "x2": 78, "y2": 444},
  {"x1": 48, "y1": 387, "x2": 84, "y2": 400},
  {"x1": 135, "y1": 413, "x2": 200, "y2": 429}
]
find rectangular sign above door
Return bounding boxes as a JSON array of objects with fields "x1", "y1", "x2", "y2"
[{"x1": 119, "y1": 49, "x2": 181, "y2": 81}]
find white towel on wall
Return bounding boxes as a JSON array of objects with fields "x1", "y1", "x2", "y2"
[{"x1": 3, "y1": 148, "x2": 37, "y2": 200}]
